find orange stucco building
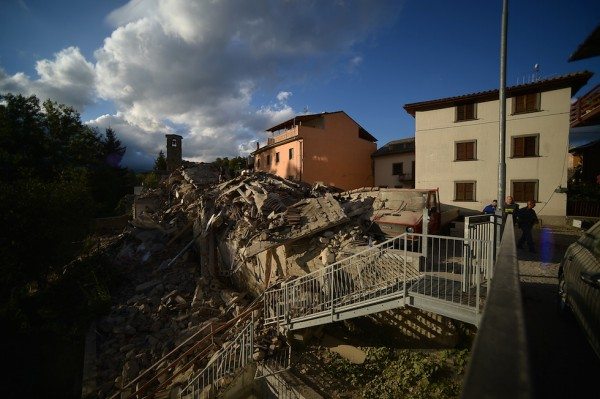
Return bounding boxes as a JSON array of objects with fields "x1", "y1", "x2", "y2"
[{"x1": 252, "y1": 111, "x2": 377, "y2": 190}]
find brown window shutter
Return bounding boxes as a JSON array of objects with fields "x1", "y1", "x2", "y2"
[
  {"x1": 456, "y1": 183, "x2": 465, "y2": 200},
  {"x1": 525, "y1": 93, "x2": 538, "y2": 111},
  {"x1": 525, "y1": 136, "x2": 536, "y2": 156},
  {"x1": 514, "y1": 96, "x2": 524, "y2": 113},
  {"x1": 466, "y1": 104, "x2": 474, "y2": 120},
  {"x1": 513, "y1": 182, "x2": 524, "y2": 202},
  {"x1": 513, "y1": 137, "x2": 524, "y2": 157},
  {"x1": 456, "y1": 143, "x2": 465, "y2": 160},
  {"x1": 456, "y1": 106, "x2": 464, "y2": 121},
  {"x1": 466, "y1": 142, "x2": 474, "y2": 159},
  {"x1": 524, "y1": 182, "x2": 535, "y2": 201}
]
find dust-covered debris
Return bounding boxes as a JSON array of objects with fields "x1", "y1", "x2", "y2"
[{"x1": 92, "y1": 165, "x2": 383, "y2": 398}]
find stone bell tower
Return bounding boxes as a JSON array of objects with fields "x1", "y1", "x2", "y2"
[{"x1": 165, "y1": 134, "x2": 183, "y2": 171}]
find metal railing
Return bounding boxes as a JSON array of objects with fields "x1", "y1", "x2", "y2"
[
  {"x1": 265, "y1": 232, "x2": 493, "y2": 329},
  {"x1": 179, "y1": 318, "x2": 254, "y2": 399},
  {"x1": 464, "y1": 214, "x2": 502, "y2": 279},
  {"x1": 461, "y1": 215, "x2": 533, "y2": 399}
]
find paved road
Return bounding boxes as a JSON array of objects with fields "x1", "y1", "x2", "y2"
[{"x1": 518, "y1": 225, "x2": 600, "y2": 399}]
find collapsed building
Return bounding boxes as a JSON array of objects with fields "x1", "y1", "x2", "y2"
[{"x1": 88, "y1": 163, "x2": 464, "y2": 399}]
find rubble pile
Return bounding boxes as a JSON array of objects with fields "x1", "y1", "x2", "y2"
[{"x1": 94, "y1": 167, "x2": 383, "y2": 398}]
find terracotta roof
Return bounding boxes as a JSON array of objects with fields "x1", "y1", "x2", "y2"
[
  {"x1": 372, "y1": 137, "x2": 415, "y2": 158},
  {"x1": 403, "y1": 71, "x2": 593, "y2": 116},
  {"x1": 569, "y1": 24, "x2": 600, "y2": 62},
  {"x1": 265, "y1": 110, "x2": 377, "y2": 142}
]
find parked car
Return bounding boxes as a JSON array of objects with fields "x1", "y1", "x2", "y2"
[{"x1": 558, "y1": 220, "x2": 600, "y2": 358}]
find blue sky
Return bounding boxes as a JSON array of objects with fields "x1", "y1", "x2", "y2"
[{"x1": 1, "y1": 0, "x2": 599, "y2": 170}]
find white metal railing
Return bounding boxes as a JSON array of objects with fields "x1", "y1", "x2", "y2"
[
  {"x1": 254, "y1": 342, "x2": 292, "y2": 379},
  {"x1": 179, "y1": 319, "x2": 254, "y2": 399},
  {"x1": 464, "y1": 214, "x2": 501, "y2": 281},
  {"x1": 408, "y1": 234, "x2": 493, "y2": 316},
  {"x1": 265, "y1": 233, "x2": 493, "y2": 329}
]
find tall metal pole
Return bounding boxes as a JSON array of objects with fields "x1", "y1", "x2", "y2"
[{"x1": 498, "y1": 0, "x2": 508, "y2": 212}]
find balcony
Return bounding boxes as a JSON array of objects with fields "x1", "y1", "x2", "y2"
[
  {"x1": 570, "y1": 83, "x2": 600, "y2": 128},
  {"x1": 267, "y1": 126, "x2": 300, "y2": 146}
]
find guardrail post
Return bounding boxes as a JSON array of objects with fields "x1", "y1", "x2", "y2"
[
  {"x1": 422, "y1": 207, "x2": 429, "y2": 257},
  {"x1": 250, "y1": 314, "x2": 254, "y2": 362},
  {"x1": 330, "y1": 269, "x2": 334, "y2": 323},
  {"x1": 403, "y1": 235, "x2": 408, "y2": 303},
  {"x1": 475, "y1": 242, "x2": 481, "y2": 321}
]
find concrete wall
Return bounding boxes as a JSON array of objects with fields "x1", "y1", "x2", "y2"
[
  {"x1": 255, "y1": 113, "x2": 376, "y2": 190},
  {"x1": 301, "y1": 112, "x2": 375, "y2": 190},
  {"x1": 254, "y1": 139, "x2": 303, "y2": 181},
  {"x1": 415, "y1": 87, "x2": 571, "y2": 218},
  {"x1": 374, "y1": 152, "x2": 416, "y2": 188}
]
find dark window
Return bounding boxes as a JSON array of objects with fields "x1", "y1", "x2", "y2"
[
  {"x1": 512, "y1": 181, "x2": 537, "y2": 202},
  {"x1": 456, "y1": 141, "x2": 476, "y2": 161},
  {"x1": 513, "y1": 93, "x2": 540, "y2": 114},
  {"x1": 392, "y1": 162, "x2": 403, "y2": 175},
  {"x1": 289, "y1": 148, "x2": 294, "y2": 159},
  {"x1": 257, "y1": 159, "x2": 260, "y2": 168},
  {"x1": 456, "y1": 103, "x2": 476, "y2": 121},
  {"x1": 512, "y1": 135, "x2": 538, "y2": 157},
  {"x1": 275, "y1": 152, "x2": 280, "y2": 163},
  {"x1": 411, "y1": 161, "x2": 415, "y2": 179},
  {"x1": 267, "y1": 155, "x2": 271, "y2": 165},
  {"x1": 455, "y1": 182, "x2": 476, "y2": 201}
]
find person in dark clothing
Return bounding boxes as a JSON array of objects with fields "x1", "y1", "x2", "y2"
[
  {"x1": 504, "y1": 196, "x2": 519, "y2": 216},
  {"x1": 483, "y1": 200, "x2": 498, "y2": 214},
  {"x1": 517, "y1": 200, "x2": 538, "y2": 252},
  {"x1": 503, "y1": 195, "x2": 519, "y2": 224}
]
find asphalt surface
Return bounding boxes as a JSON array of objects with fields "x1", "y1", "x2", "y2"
[{"x1": 518, "y1": 225, "x2": 600, "y2": 399}]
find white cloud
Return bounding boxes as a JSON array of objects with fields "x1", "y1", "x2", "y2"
[
  {"x1": 0, "y1": 47, "x2": 95, "y2": 111},
  {"x1": 3, "y1": 0, "x2": 400, "y2": 169},
  {"x1": 276, "y1": 91, "x2": 292, "y2": 102}
]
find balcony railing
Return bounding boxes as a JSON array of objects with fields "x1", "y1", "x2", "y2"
[
  {"x1": 570, "y1": 83, "x2": 600, "y2": 127},
  {"x1": 267, "y1": 126, "x2": 300, "y2": 146}
]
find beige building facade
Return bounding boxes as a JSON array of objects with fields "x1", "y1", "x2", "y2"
[
  {"x1": 372, "y1": 138, "x2": 415, "y2": 188},
  {"x1": 252, "y1": 111, "x2": 377, "y2": 190},
  {"x1": 404, "y1": 72, "x2": 592, "y2": 221}
]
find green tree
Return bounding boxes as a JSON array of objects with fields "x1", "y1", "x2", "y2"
[
  {"x1": 102, "y1": 127, "x2": 126, "y2": 168},
  {"x1": 154, "y1": 150, "x2": 167, "y2": 171}
]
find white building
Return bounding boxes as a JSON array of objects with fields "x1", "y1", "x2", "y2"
[
  {"x1": 404, "y1": 72, "x2": 592, "y2": 223},
  {"x1": 372, "y1": 137, "x2": 415, "y2": 188}
]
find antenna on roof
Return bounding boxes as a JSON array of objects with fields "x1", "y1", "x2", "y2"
[
  {"x1": 303, "y1": 106, "x2": 309, "y2": 114},
  {"x1": 533, "y1": 63, "x2": 540, "y2": 81}
]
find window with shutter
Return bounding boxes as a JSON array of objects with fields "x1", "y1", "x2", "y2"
[
  {"x1": 512, "y1": 135, "x2": 538, "y2": 157},
  {"x1": 456, "y1": 141, "x2": 476, "y2": 161},
  {"x1": 513, "y1": 93, "x2": 540, "y2": 113},
  {"x1": 456, "y1": 103, "x2": 477, "y2": 122},
  {"x1": 512, "y1": 181, "x2": 537, "y2": 202},
  {"x1": 455, "y1": 182, "x2": 476, "y2": 201}
]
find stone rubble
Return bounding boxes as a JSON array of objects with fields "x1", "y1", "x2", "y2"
[{"x1": 95, "y1": 168, "x2": 382, "y2": 398}]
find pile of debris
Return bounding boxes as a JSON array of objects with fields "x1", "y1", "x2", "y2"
[{"x1": 93, "y1": 167, "x2": 383, "y2": 398}]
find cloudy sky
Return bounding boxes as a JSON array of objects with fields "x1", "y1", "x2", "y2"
[{"x1": 1, "y1": 0, "x2": 600, "y2": 170}]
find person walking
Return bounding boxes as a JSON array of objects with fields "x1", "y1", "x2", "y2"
[
  {"x1": 517, "y1": 200, "x2": 538, "y2": 252},
  {"x1": 503, "y1": 195, "x2": 519, "y2": 222},
  {"x1": 483, "y1": 200, "x2": 498, "y2": 214}
]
